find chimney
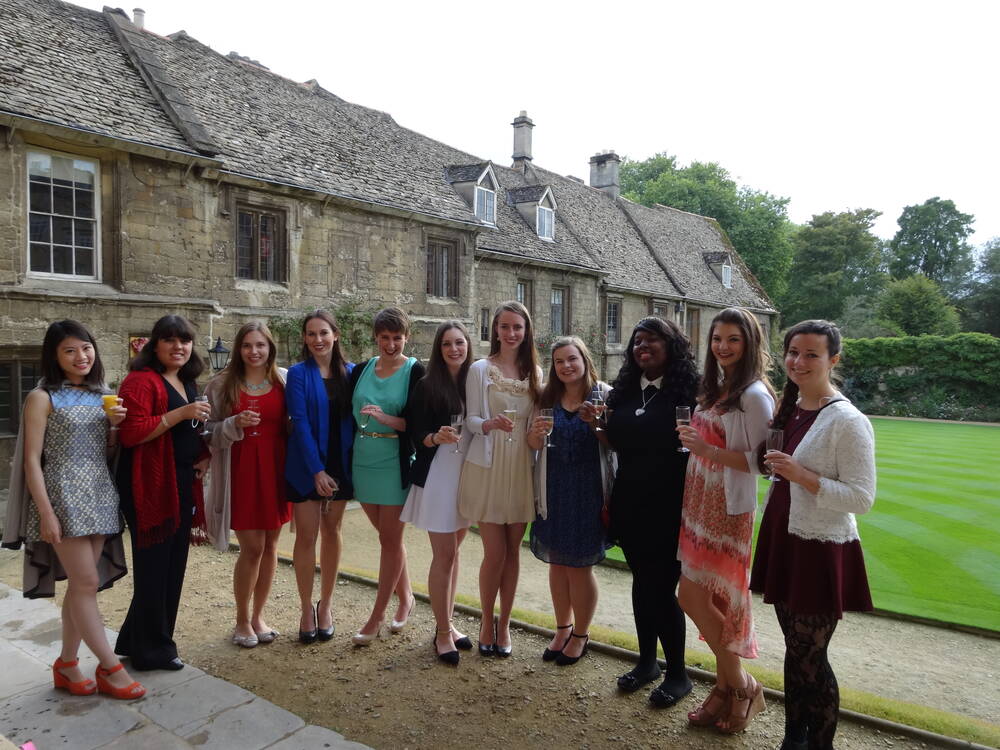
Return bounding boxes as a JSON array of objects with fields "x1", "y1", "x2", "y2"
[
  {"x1": 589, "y1": 150, "x2": 621, "y2": 199},
  {"x1": 133, "y1": 7, "x2": 145, "y2": 29},
  {"x1": 512, "y1": 111, "x2": 534, "y2": 166}
]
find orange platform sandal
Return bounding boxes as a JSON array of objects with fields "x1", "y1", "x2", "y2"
[
  {"x1": 52, "y1": 657, "x2": 97, "y2": 696},
  {"x1": 95, "y1": 663, "x2": 146, "y2": 700}
]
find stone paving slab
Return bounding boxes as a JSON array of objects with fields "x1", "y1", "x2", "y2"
[{"x1": 0, "y1": 582, "x2": 370, "y2": 750}]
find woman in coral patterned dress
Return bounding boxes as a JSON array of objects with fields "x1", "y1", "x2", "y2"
[{"x1": 676, "y1": 308, "x2": 775, "y2": 734}]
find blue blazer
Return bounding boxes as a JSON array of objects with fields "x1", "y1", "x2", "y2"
[{"x1": 284, "y1": 357, "x2": 355, "y2": 497}]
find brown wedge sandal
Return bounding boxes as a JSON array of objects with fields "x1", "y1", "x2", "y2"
[
  {"x1": 717, "y1": 674, "x2": 765, "y2": 734},
  {"x1": 687, "y1": 684, "x2": 730, "y2": 727}
]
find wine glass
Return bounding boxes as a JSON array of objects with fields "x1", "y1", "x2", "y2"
[
  {"x1": 765, "y1": 428, "x2": 784, "y2": 482},
  {"x1": 450, "y1": 414, "x2": 464, "y2": 454},
  {"x1": 539, "y1": 407, "x2": 555, "y2": 448},
  {"x1": 676, "y1": 406, "x2": 691, "y2": 453},
  {"x1": 502, "y1": 404, "x2": 518, "y2": 444},
  {"x1": 589, "y1": 391, "x2": 606, "y2": 426},
  {"x1": 191, "y1": 395, "x2": 210, "y2": 435},
  {"x1": 246, "y1": 399, "x2": 260, "y2": 437}
]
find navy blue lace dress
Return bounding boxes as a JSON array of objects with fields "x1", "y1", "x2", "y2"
[{"x1": 530, "y1": 405, "x2": 606, "y2": 567}]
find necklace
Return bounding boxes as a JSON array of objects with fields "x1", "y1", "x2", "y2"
[
  {"x1": 242, "y1": 379, "x2": 270, "y2": 392},
  {"x1": 635, "y1": 388, "x2": 658, "y2": 417}
]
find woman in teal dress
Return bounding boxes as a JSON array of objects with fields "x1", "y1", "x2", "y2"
[{"x1": 349, "y1": 307, "x2": 425, "y2": 644}]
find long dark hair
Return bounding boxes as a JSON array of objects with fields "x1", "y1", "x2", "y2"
[
  {"x1": 609, "y1": 316, "x2": 698, "y2": 408},
  {"x1": 420, "y1": 321, "x2": 472, "y2": 416},
  {"x1": 300, "y1": 309, "x2": 350, "y2": 415},
  {"x1": 699, "y1": 307, "x2": 775, "y2": 411},
  {"x1": 489, "y1": 300, "x2": 541, "y2": 398},
  {"x1": 39, "y1": 319, "x2": 107, "y2": 392},
  {"x1": 130, "y1": 314, "x2": 205, "y2": 381},
  {"x1": 214, "y1": 321, "x2": 283, "y2": 419},
  {"x1": 539, "y1": 336, "x2": 599, "y2": 409},
  {"x1": 772, "y1": 319, "x2": 843, "y2": 431}
]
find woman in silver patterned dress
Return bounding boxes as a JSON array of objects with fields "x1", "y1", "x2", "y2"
[{"x1": 21, "y1": 320, "x2": 145, "y2": 699}]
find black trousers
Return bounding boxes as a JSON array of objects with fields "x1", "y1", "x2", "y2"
[
  {"x1": 115, "y1": 491, "x2": 192, "y2": 669},
  {"x1": 619, "y1": 534, "x2": 686, "y2": 681}
]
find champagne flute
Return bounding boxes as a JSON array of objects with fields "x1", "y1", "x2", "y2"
[
  {"x1": 191, "y1": 395, "x2": 210, "y2": 435},
  {"x1": 539, "y1": 407, "x2": 555, "y2": 448},
  {"x1": 502, "y1": 405, "x2": 518, "y2": 444},
  {"x1": 359, "y1": 405, "x2": 372, "y2": 438},
  {"x1": 765, "y1": 428, "x2": 784, "y2": 482},
  {"x1": 676, "y1": 406, "x2": 691, "y2": 453},
  {"x1": 450, "y1": 414, "x2": 464, "y2": 454},
  {"x1": 246, "y1": 398, "x2": 260, "y2": 437},
  {"x1": 589, "y1": 391, "x2": 606, "y2": 422}
]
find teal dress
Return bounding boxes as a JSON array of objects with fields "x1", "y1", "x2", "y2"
[{"x1": 352, "y1": 357, "x2": 417, "y2": 505}]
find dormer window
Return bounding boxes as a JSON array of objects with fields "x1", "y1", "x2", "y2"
[
  {"x1": 537, "y1": 206, "x2": 554, "y2": 240},
  {"x1": 722, "y1": 263, "x2": 733, "y2": 288},
  {"x1": 475, "y1": 185, "x2": 495, "y2": 224}
]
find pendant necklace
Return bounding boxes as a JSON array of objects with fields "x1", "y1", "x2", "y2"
[
  {"x1": 243, "y1": 379, "x2": 270, "y2": 392},
  {"x1": 635, "y1": 389, "x2": 658, "y2": 417}
]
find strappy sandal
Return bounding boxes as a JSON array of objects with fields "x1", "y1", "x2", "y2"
[
  {"x1": 542, "y1": 623, "x2": 573, "y2": 662},
  {"x1": 52, "y1": 657, "x2": 96, "y2": 696},
  {"x1": 96, "y1": 663, "x2": 146, "y2": 700},
  {"x1": 687, "y1": 684, "x2": 730, "y2": 726},
  {"x1": 717, "y1": 673, "x2": 765, "y2": 733}
]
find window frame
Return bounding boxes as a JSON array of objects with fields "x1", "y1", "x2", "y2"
[
  {"x1": 722, "y1": 263, "x2": 733, "y2": 288},
  {"x1": 26, "y1": 147, "x2": 102, "y2": 282},
  {"x1": 515, "y1": 279, "x2": 532, "y2": 313},
  {"x1": 480, "y1": 307, "x2": 491, "y2": 341},
  {"x1": 474, "y1": 185, "x2": 496, "y2": 225},
  {"x1": 550, "y1": 286, "x2": 568, "y2": 335},
  {"x1": 235, "y1": 203, "x2": 288, "y2": 283},
  {"x1": 606, "y1": 298, "x2": 622, "y2": 344},
  {"x1": 425, "y1": 237, "x2": 459, "y2": 299},
  {"x1": 0, "y1": 356, "x2": 41, "y2": 435},
  {"x1": 537, "y1": 205, "x2": 554, "y2": 240}
]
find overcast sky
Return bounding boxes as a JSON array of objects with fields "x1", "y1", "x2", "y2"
[{"x1": 74, "y1": 0, "x2": 998, "y2": 246}]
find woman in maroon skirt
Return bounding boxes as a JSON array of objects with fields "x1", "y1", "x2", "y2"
[
  {"x1": 750, "y1": 320, "x2": 876, "y2": 750},
  {"x1": 205, "y1": 322, "x2": 291, "y2": 648}
]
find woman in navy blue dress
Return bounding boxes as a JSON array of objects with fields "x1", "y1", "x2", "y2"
[{"x1": 528, "y1": 336, "x2": 614, "y2": 666}]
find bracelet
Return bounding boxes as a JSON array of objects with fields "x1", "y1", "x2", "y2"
[
  {"x1": 431, "y1": 433, "x2": 438, "y2": 446},
  {"x1": 713, "y1": 445, "x2": 720, "y2": 462},
  {"x1": 160, "y1": 415, "x2": 170, "y2": 429}
]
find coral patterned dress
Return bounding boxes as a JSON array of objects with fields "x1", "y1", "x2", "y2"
[{"x1": 677, "y1": 405, "x2": 758, "y2": 658}]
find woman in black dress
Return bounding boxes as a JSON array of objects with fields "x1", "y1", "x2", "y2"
[
  {"x1": 116, "y1": 315, "x2": 211, "y2": 671},
  {"x1": 585, "y1": 317, "x2": 698, "y2": 706}
]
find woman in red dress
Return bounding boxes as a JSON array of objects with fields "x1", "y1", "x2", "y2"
[{"x1": 206, "y1": 321, "x2": 291, "y2": 648}]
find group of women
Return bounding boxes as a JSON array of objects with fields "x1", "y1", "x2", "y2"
[{"x1": 2, "y1": 301, "x2": 876, "y2": 750}]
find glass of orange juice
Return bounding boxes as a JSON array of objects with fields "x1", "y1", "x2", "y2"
[{"x1": 102, "y1": 394, "x2": 119, "y2": 413}]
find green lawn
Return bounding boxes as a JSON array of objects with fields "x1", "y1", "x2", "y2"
[{"x1": 596, "y1": 417, "x2": 1000, "y2": 631}]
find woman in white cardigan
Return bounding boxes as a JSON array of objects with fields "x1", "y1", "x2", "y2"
[
  {"x1": 750, "y1": 320, "x2": 876, "y2": 750},
  {"x1": 676, "y1": 308, "x2": 775, "y2": 733},
  {"x1": 205, "y1": 322, "x2": 290, "y2": 649}
]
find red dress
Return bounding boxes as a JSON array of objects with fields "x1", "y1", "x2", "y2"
[{"x1": 230, "y1": 387, "x2": 291, "y2": 531}]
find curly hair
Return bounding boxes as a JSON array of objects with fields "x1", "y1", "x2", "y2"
[{"x1": 609, "y1": 316, "x2": 698, "y2": 408}]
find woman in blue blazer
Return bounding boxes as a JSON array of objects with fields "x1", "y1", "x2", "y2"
[{"x1": 285, "y1": 310, "x2": 355, "y2": 644}]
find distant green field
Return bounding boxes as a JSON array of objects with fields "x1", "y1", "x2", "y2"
[{"x1": 590, "y1": 417, "x2": 1000, "y2": 631}]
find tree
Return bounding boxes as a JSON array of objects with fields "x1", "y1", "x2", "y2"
[
  {"x1": 783, "y1": 209, "x2": 887, "y2": 323},
  {"x1": 961, "y1": 237, "x2": 1000, "y2": 336},
  {"x1": 621, "y1": 153, "x2": 793, "y2": 302},
  {"x1": 876, "y1": 275, "x2": 960, "y2": 336},
  {"x1": 889, "y1": 197, "x2": 975, "y2": 295}
]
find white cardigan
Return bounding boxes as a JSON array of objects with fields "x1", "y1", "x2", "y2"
[
  {"x1": 768, "y1": 398, "x2": 876, "y2": 544},
  {"x1": 463, "y1": 357, "x2": 540, "y2": 469},
  {"x1": 204, "y1": 368, "x2": 287, "y2": 551},
  {"x1": 718, "y1": 379, "x2": 775, "y2": 515}
]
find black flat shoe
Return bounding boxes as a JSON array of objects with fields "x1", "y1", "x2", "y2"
[
  {"x1": 434, "y1": 628, "x2": 460, "y2": 666},
  {"x1": 778, "y1": 738, "x2": 808, "y2": 750},
  {"x1": 132, "y1": 656, "x2": 184, "y2": 671},
  {"x1": 555, "y1": 632, "x2": 589, "y2": 666},
  {"x1": 542, "y1": 623, "x2": 573, "y2": 662},
  {"x1": 316, "y1": 601, "x2": 334, "y2": 642},
  {"x1": 648, "y1": 677, "x2": 693, "y2": 708},
  {"x1": 299, "y1": 604, "x2": 318, "y2": 645},
  {"x1": 617, "y1": 666, "x2": 661, "y2": 693},
  {"x1": 453, "y1": 635, "x2": 473, "y2": 651}
]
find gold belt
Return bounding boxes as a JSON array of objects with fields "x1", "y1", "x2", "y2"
[{"x1": 360, "y1": 430, "x2": 398, "y2": 439}]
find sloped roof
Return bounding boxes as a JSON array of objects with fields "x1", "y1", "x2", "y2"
[
  {"x1": 0, "y1": 0, "x2": 195, "y2": 154},
  {"x1": 444, "y1": 163, "x2": 490, "y2": 183},
  {"x1": 618, "y1": 201, "x2": 772, "y2": 309},
  {"x1": 507, "y1": 185, "x2": 550, "y2": 204}
]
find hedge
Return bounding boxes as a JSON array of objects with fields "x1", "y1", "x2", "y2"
[{"x1": 838, "y1": 333, "x2": 1000, "y2": 422}]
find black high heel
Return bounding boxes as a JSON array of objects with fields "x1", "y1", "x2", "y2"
[
  {"x1": 555, "y1": 632, "x2": 589, "y2": 666},
  {"x1": 316, "y1": 600, "x2": 334, "y2": 642},
  {"x1": 494, "y1": 618, "x2": 512, "y2": 658},
  {"x1": 434, "y1": 628, "x2": 460, "y2": 666},
  {"x1": 477, "y1": 618, "x2": 495, "y2": 657},
  {"x1": 298, "y1": 604, "x2": 318, "y2": 645},
  {"x1": 451, "y1": 620, "x2": 473, "y2": 651},
  {"x1": 542, "y1": 623, "x2": 573, "y2": 662}
]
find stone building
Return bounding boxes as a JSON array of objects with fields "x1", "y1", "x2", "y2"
[{"x1": 0, "y1": 0, "x2": 774, "y2": 483}]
